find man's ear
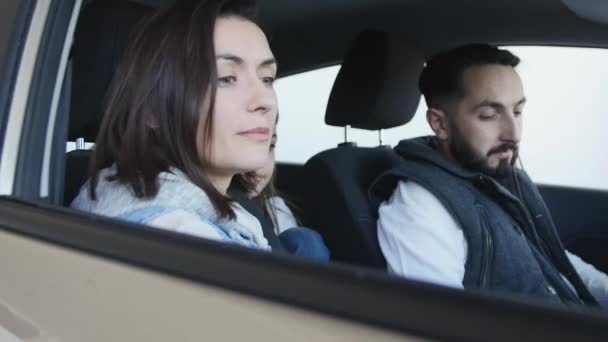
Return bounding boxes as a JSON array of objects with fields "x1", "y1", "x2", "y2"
[{"x1": 426, "y1": 108, "x2": 450, "y2": 141}]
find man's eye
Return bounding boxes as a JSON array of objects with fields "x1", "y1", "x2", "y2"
[
  {"x1": 479, "y1": 113, "x2": 497, "y2": 121},
  {"x1": 218, "y1": 76, "x2": 236, "y2": 87}
]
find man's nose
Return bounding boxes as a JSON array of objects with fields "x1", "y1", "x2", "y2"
[{"x1": 500, "y1": 111, "x2": 522, "y2": 143}]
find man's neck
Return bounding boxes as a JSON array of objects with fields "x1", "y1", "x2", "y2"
[{"x1": 435, "y1": 139, "x2": 459, "y2": 165}]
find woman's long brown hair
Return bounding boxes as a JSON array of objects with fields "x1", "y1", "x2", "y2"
[{"x1": 89, "y1": 0, "x2": 259, "y2": 219}]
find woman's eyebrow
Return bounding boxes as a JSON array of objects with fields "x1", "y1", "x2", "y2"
[
  {"x1": 217, "y1": 54, "x2": 277, "y2": 69},
  {"x1": 216, "y1": 53, "x2": 243, "y2": 64},
  {"x1": 259, "y1": 57, "x2": 277, "y2": 68}
]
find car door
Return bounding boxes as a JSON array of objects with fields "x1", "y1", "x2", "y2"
[
  {"x1": 2, "y1": 1, "x2": 608, "y2": 341},
  {"x1": 540, "y1": 185, "x2": 608, "y2": 273}
]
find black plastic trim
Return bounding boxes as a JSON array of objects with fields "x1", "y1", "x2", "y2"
[
  {"x1": 0, "y1": 0, "x2": 36, "y2": 158},
  {"x1": 1, "y1": 197, "x2": 608, "y2": 341},
  {"x1": 49, "y1": 61, "x2": 71, "y2": 205},
  {"x1": 14, "y1": 0, "x2": 76, "y2": 199}
]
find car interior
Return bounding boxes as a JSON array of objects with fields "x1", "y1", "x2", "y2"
[
  {"x1": 4, "y1": 0, "x2": 608, "y2": 339},
  {"x1": 60, "y1": 0, "x2": 608, "y2": 274}
]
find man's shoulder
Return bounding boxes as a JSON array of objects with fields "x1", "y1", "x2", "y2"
[
  {"x1": 396, "y1": 179, "x2": 439, "y2": 199},
  {"x1": 384, "y1": 180, "x2": 447, "y2": 211}
]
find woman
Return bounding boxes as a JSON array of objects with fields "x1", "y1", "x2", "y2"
[
  {"x1": 72, "y1": 0, "x2": 277, "y2": 251},
  {"x1": 247, "y1": 128, "x2": 330, "y2": 261}
]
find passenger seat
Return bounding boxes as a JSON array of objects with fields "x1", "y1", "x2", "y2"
[{"x1": 64, "y1": 0, "x2": 152, "y2": 205}]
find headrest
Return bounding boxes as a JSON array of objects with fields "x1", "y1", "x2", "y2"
[
  {"x1": 68, "y1": 0, "x2": 153, "y2": 141},
  {"x1": 325, "y1": 30, "x2": 425, "y2": 130}
]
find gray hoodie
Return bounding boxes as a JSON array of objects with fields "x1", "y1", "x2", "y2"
[{"x1": 71, "y1": 166, "x2": 270, "y2": 250}]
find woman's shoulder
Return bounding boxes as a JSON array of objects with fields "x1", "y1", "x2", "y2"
[
  {"x1": 71, "y1": 167, "x2": 211, "y2": 216},
  {"x1": 70, "y1": 166, "x2": 136, "y2": 215},
  {"x1": 154, "y1": 168, "x2": 216, "y2": 212}
]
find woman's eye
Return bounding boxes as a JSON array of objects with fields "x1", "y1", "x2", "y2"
[
  {"x1": 218, "y1": 76, "x2": 236, "y2": 87},
  {"x1": 261, "y1": 76, "x2": 275, "y2": 86}
]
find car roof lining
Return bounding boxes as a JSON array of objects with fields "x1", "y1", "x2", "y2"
[
  {"x1": 562, "y1": 0, "x2": 608, "y2": 25},
  {"x1": 108, "y1": 0, "x2": 608, "y2": 76}
]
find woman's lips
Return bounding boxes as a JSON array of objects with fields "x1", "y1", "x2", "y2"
[{"x1": 237, "y1": 127, "x2": 270, "y2": 141}]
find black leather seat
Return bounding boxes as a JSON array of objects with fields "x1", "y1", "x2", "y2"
[
  {"x1": 301, "y1": 30, "x2": 425, "y2": 268},
  {"x1": 64, "y1": 0, "x2": 152, "y2": 205}
]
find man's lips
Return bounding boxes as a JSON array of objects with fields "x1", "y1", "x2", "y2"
[
  {"x1": 489, "y1": 145, "x2": 517, "y2": 160},
  {"x1": 237, "y1": 127, "x2": 270, "y2": 141},
  {"x1": 493, "y1": 150, "x2": 513, "y2": 159}
]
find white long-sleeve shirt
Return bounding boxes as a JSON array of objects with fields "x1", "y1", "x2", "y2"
[{"x1": 378, "y1": 180, "x2": 608, "y2": 303}]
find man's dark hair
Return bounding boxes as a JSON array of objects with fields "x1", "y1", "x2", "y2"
[
  {"x1": 419, "y1": 44, "x2": 520, "y2": 109},
  {"x1": 89, "y1": 0, "x2": 260, "y2": 220}
]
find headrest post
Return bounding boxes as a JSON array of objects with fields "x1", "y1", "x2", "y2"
[
  {"x1": 378, "y1": 129, "x2": 384, "y2": 146},
  {"x1": 75, "y1": 137, "x2": 86, "y2": 150},
  {"x1": 344, "y1": 125, "x2": 350, "y2": 144}
]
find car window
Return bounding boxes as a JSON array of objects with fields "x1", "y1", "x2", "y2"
[
  {"x1": 509, "y1": 46, "x2": 608, "y2": 191},
  {"x1": 275, "y1": 46, "x2": 608, "y2": 191}
]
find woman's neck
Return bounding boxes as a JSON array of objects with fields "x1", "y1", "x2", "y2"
[{"x1": 207, "y1": 171, "x2": 233, "y2": 196}]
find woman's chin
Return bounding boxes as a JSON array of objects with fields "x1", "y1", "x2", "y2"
[{"x1": 234, "y1": 160, "x2": 268, "y2": 175}]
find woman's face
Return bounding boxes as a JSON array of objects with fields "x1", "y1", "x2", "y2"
[{"x1": 199, "y1": 16, "x2": 278, "y2": 184}]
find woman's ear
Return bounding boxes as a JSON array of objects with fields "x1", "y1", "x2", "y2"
[
  {"x1": 145, "y1": 113, "x2": 160, "y2": 129},
  {"x1": 426, "y1": 108, "x2": 450, "y2": 141}
]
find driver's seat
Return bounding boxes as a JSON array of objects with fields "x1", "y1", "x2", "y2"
[{"x1": 302, "y1": 30, "x2": 425, "y2": 268}]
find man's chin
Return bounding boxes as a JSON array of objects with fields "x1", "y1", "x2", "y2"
[{"x1": 487, "y1": 160, "x2": 513, "y2": 178}]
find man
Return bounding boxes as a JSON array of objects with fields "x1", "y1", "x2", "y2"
[{"x1": 373, "y1": 44, "x2": 608, "y2": 306}]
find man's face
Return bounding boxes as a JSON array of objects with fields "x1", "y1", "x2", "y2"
[{"x1": 446, "y1": 64, "x2": 526, "y2": 177}]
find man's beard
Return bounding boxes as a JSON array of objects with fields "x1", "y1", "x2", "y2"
[{"x1": 449, "y1": 124, "x2": 518, "y2": 178}]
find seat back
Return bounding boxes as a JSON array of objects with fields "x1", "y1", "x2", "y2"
[
  {"x1": 304, "y1": 146, "x2": 405, "y2": 267},
  {"x1": 302, "y1": 30, "x2": 425, "y2": 267},
  {"x1": 64, "y1": 0, "x2": 152, "y2": 205}
]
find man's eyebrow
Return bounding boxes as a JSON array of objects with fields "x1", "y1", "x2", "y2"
[
  {"x1": 473, "y1": 100, "x2": 505, "y2": 111},
  {"x1": 473, "y1": 97, "x2": 527, "y2": 111}
]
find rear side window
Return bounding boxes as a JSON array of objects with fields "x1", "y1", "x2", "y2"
[
  {"x1": 274, "y1": 46, "x2": 608, "y2": 191},
  {"x1": 274, "y1": 66, "x2": 430, "y2": 164}
]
